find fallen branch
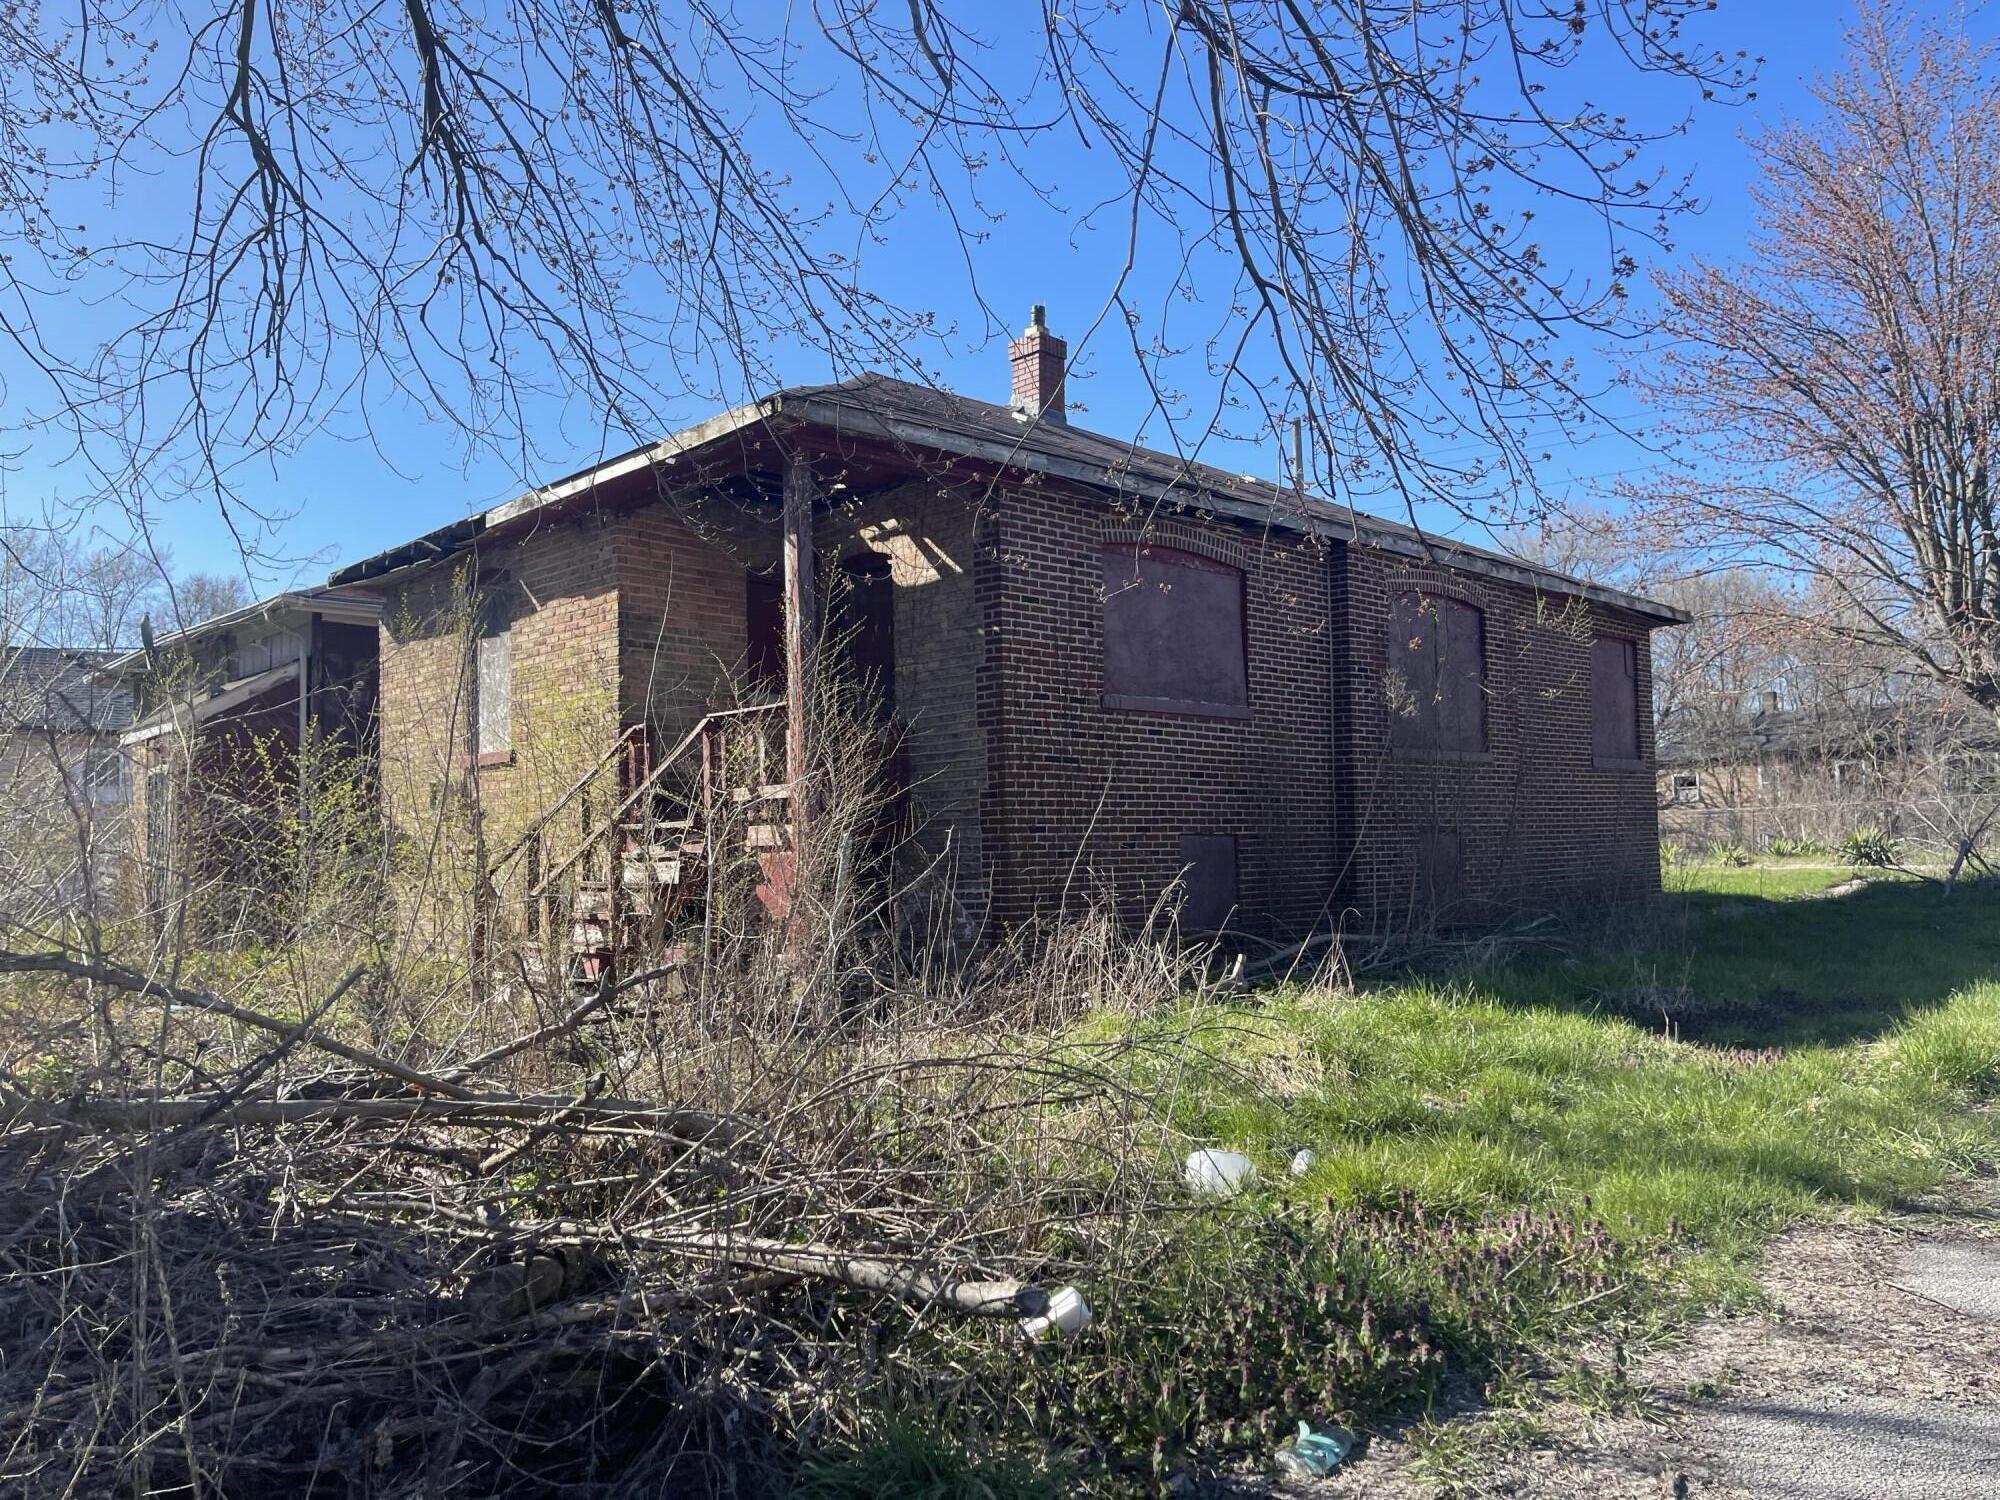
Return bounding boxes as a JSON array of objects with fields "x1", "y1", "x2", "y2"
[
  {"x1": 11, "y1": 1090, "x2": 750, "y2": 1145},
  {"x1": 0, "y1": 950, "x2": 482, "y2": 1101}
]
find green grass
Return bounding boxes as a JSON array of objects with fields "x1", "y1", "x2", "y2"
[
  {"x1": 1494, "y1": 870, "x2": 2000, "y2": 1047},
  {"x1": 1140, "y1": 975, "x2": 2000, "y2": 1295},
  {"x1": 794, "y1": 1422, "x2": 1063, "y2": 1499},
  {"x1": 1144, "y1": 871, "x2": 2000, "y2": 1282},
  {"x1": 1074, "y1": 875, "x2": 2000, "y2": 1449},
  {"x1": 1668, "y1": 861, "x2": 1862, "y2": 899},
  {"x1": 819, "y1": 872, "x2": 2000, "y2": 1493}
]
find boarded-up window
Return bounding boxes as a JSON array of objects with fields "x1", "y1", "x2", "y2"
[
  {"x1": 476, "y1": 621, "x2": 512, "y2": 759},
  {"x1": 1591, "y1": 636, "x2": 1640, "y2": 762},
  {"x1": 1102, "y1": 544, "x2": 1248, "y2": 716},
  {"x1": 1387, "y1": 592, "x2": 1485, "y2": 753},
  {"x1": 1178, "y1": 834, "x2": 1239, "y2": 931},
  {"x1": 1416, "y1": 828, "x2": 1464, "y2": 915},
  {"x1": 144, "y1": 763, "x2": 176, "y2": 915}
]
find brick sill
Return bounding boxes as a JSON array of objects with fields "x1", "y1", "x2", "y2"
[
  {"x1": 472, "y1": 750, "x2": 515, "y2": 770},
  {"x1": 1593, "y1": 756, "x2": 1648, "y2": 772},
  {"x1": 1101, "y1": 693, "x2": 1252, "y2": 722},
  {"x1": 1390, "y1": 748, "x2": 1493, "y2": 766}
]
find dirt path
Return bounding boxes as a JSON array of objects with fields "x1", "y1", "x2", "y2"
[{"x1": 1275, "y1": 1179, "x2": 2000, "y2": 1498}]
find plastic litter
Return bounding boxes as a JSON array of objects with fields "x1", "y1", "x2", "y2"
[
  {"x1": 1019, "y1": 1285, "x2": 1093, "y2": 1342},
  {"x1": 1289, "y1": 1148, "x2": 1318, "y2": 1177},
  {"x1": 1272, "y1": 1420, "x2": 1352, "y2": 1478},
  {"x1": 1183, "y1": 1148, "x2": 1257, "y2": 1197}
]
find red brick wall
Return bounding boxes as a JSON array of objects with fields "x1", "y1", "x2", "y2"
[
  {"x1": 612, "y1": 503, "x2": 753, "y2": 744},
  {"x1": 371, "y1": 467, "x2": 1663, "y2": 947},
  {"x1": 1331, "y1": 544, "x2": 1662, "y2": 922},
  {"x1": 375, "y1": 513, "x2": 621, "y2": 944},
  {"x1": 977, "y1": 498, "x2": 1660, "y2": 933},
  {"x1": 980, "y1": 489, "x2": 1340, "y2": 931}
]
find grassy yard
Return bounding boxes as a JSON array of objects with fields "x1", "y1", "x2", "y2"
[
  {"x1": 1102, "y1": 868, "x2": 1999, "y2": 1453},
  {"x1": 821, "y1": 868, "x2": 2000, "y2": 1494},
  {"x1": 1664, "y1": 859, "x2": 1863, "y2": 899}
]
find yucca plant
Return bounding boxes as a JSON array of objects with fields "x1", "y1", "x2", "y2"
[{"x1": 1839, "y1": 828, "x2": 1900, "y2": 869}]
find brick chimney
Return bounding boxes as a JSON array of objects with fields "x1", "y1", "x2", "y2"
[{"x1": 1009, "y1": 304, "x2": 1067, "y2": 425}]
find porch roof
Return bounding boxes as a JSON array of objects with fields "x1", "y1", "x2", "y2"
[
  {"x1": 120, "y1": 660, "x2": 302, "y2": 746},
  {"x1": 329, "y1": 373, "x2": 1688, "y2": 627},
  {"x1": 100, "y1": 585, "x2": 384, "y2": 676}
]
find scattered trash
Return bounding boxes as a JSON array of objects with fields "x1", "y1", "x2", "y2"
[
  {"x1": 1184, "y1": 1148, "x2": 1257, "y2": 1197},
  {"x1": 1289, "y1": 1148, "x2": 1318, "y2": 1177},
  {"x1": 1272, "y1": 1419, "x2": 1353, "y2": 1478},
  {"x1": 1019, "y1": 1285, "x2": 1093, "y2": 1341}
]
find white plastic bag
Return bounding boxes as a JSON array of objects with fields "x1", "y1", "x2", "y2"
[{"x1": 1184, "y1": 1148, "x2": 1257, "y2": 1197}]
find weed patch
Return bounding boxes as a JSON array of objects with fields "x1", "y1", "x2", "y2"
[{"x1": 1064, "y1": 879, "x2": 2000, "y2": 1478}]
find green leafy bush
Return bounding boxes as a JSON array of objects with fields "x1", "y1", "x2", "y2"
[
  {"x1": 1839, "y1": 828, "x2": 1900, "y2": 868},
  {"x1": 1040, "y1": 1201, "x2": 1628, "y2": 1465},
  {"x1": 1708, "y1": 842, "x2": 1755, "y2": 867},
  {"x1": 1765, "y1": 836, "x2": 1830, "y2": 859}
]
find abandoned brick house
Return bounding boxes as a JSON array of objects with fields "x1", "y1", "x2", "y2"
[
  {"x1": 233, "y1": 309, "x2": 1676, "y2": 975},
  {"x1": 0, "y1": 646, "x2": 134, "y2": 918},
  {"x1": 114, "y1": 587, "x2": 382, "y2": 934}
]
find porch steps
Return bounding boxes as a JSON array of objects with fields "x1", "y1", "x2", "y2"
[{"x1": 507, "y1": 707, "x2": 795, "y2": 991}]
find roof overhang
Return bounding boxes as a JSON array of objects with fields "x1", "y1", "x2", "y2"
[
  {"x1": 330, "y1": 386, "x2": 1689, "y2": 627},
  {"x1": 776, "y1": 391, "x2": 1693, "y2": 627},
  {"x1": 103, "y1": 588, "x2": 385, "y2": 675},
  {"x1": 120, "y1": 660, "x2": 301, "y2": 746}
]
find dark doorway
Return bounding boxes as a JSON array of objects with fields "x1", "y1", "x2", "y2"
[
  {"x1": 832, "y1": 553, "x2": 895, "y2": 717},
  {"x1": 744, "y1": 570, "x2": 784, "y2": 690}
]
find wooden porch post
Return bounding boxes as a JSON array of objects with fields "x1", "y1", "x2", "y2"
[{"x1": 782, "y1": 452, "x2": 817, "y2": 844}]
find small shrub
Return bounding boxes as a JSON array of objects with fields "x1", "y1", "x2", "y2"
[
  {"x1": 1765, "y1": 836, "x2": 1829, "y2": 859},
  {"x1": 1659, "y1": 840, "x2": 1683, "y2": 869},
  {"x1": 1708, "y1": 842, "x2": 1754, "y2": 868},
  {"x1": 1839, "y1": 828, "x2": 1900, "y2": 868},
  {"x1": 1039, "y1": 1200, "x2": 1630, "y2": 1465},
  {"x1": 795, "y1": 1422, "x2": 1061, "y2": 1500}
]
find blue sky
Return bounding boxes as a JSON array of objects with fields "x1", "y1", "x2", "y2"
[{"x1": 0, "y1": 2, "x2": 1975, "y2": 595}]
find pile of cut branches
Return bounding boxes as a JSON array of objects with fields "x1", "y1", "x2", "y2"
[{"x1": 0, "y1": 953, "x2": 1158, "y2": 1497}]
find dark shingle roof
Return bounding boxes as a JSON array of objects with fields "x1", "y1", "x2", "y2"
[
  {"x1": 0, "y1": 647, "x2": 134, "y2": 735},
  {"x1": 333, "y1": 372, "x2": 1687, "y2": 625}
]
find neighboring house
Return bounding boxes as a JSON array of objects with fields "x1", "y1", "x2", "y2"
[
  {"x1": 110, "y1": 586, "x2": 382, "y2": 940},
  {"x1": 322, "y1": 309, "x2": 1680, "y2": 980},
  {"x1": 0, "y1": 646, "x2": 135, "y2": 919},
  {"x1": 1659, "y1": 691, "x2": 2000, "y2": 851}
]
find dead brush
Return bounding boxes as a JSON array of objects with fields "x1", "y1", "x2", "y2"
[
  {"x1": 0, "y1": 655, "x2": 1280, "y2": 1496},
  {"x1": 0, "y1": 702, "x2": 1240, "y2": 1497},
  {"x1": 0, "y1": 925, "x2": 1214, "y2": 1497}
]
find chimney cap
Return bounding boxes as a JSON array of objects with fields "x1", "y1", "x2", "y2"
[{"x1": 1028, "y1": 303, "x2": 1047, "y2": 331}]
